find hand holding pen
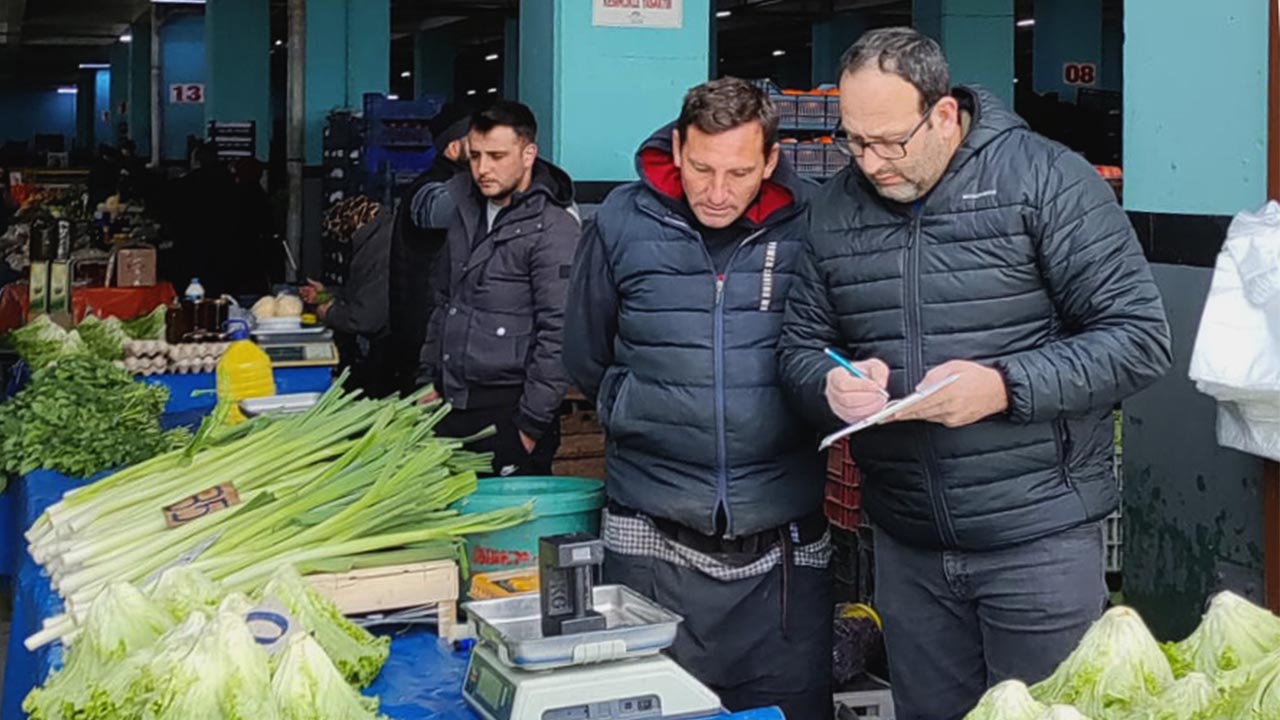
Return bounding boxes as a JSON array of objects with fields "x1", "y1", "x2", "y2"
[{"x1": 823, "y1": 348, "x2": 891, "y2": 424}]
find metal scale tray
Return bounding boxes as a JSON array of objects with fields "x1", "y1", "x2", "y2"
[{"x1": 465, "y1": 584, "x2": 682, "y2": 671}]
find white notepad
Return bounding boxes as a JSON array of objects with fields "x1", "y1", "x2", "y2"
[{"x1": 819, "y1": 374, "x2": 962, "y2": 450}]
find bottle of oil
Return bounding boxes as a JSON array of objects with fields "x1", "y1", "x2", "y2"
[{"x1": 216, "y1": 319, "x2": 276, "y2": 424}]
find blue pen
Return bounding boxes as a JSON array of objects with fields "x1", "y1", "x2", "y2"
[{"x1": 824, "y1": 347, "x2": 891, "y2": 397}]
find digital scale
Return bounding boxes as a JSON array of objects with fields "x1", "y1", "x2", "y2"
[
  {"x1": 462, "y1": 536, "x2": 726, "y2": 720},
  {"x1": 251, "y1": 327, "x2": 339, "y2": 368}
]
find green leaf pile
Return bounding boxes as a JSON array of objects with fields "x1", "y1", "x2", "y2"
[{"x1": 0, "y1": 355, "x2": 186, "y2": 477}]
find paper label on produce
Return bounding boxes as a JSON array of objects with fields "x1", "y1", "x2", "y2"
[
  {"x1": 246, "y1": 598, "x2": 298, "y2": 656},
  {"x1": 142, "y1": 531, "x2": 223, "y2": 588},
  {"x1": 163, "y1": 483, "x2": 242, "y2": 528}
]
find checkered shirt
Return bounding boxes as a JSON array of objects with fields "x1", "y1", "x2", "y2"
[{"x1": 602, "y1": 508, "x2": 832, "y2": 582}]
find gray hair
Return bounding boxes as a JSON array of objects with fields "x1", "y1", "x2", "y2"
[{"x1": 839, "y1": 27, "x2": 951, "y2": 112}]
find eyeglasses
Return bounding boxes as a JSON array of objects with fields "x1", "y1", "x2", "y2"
[{"x1": 833, "y1": 102, "x2": 937, "y2": 160}]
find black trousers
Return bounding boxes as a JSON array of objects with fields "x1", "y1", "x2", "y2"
[
  {"x1": 604, "y1": 549, "x2": 835, "y2": 720},
  {"x1": 434, "y1": 404, "x2": 560, "y2": 477}
]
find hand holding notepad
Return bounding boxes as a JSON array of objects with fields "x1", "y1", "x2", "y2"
[{"x1": 819, "y1": 374, "x2": 962, "y2": 450}]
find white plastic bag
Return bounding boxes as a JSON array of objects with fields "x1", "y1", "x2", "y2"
[{"x1": 1188, "y1": 201, "x2": 1280, "y2": 462}]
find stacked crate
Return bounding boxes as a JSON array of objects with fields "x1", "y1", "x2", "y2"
[
  {"x1": 551, "y1": 392, "x2": 606, "y2": 480},
  {"x1": 826, "y1": 438, "x2": 862, "y2": 531}
]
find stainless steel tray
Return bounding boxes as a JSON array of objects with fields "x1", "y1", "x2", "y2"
[
  {"x1": 464, "y1": 584, "x2": 682, "y2": 670},
  {"x1": 239, "y1": 392, "x2": 322, "y2": 417}
]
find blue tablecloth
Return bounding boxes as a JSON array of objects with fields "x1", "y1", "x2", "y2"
[
  {"x1": 1, "y1": 473, "x2": 781, "y2": 720},
  {"x1": 145, "y1": 366, "x2": 334, "y2": 429}
]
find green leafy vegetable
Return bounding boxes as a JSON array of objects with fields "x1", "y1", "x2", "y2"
[
  {"x1": 964, "y1": 680, "x2": 1047, "y2": 720},
  {"x1": 10, "y1": 315, "x2": 88, "y2": 368},
  {"x1": 1135, "y1": 672, "x2": 1224, "y2": 720},
  {"x1": 1031, "y1": 607, "x2": 1173, "y2": 720},
  {"x1": 272, "y1": 633, "x2": 386, "y2": 720},
  {"x1": 1162, "y1": 591, "x2": 1280, "y2": 679},
  {"x1": 121, "y1": 305, "x2": 168, "y2": 340},
  {"x1": 0, "y1": 355, "x2": 185, "y2": 477},
  {"x1": 259, "y1": 565, "x2": 390, "y2": 688},
  {"x1": 1036, "y1": 706, "x2": 1091, "y2": 720},
  {"x1": 77, "y1": 315, "x2": 129, "y2": 361}
]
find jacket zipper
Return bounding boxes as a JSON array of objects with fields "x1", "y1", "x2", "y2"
[
  {"x1": 906, "y1": 208, "x2": 960, "y2": 546},
  {"x1": 1053, "y1": 419, "x2": 1073, "y2": 487},
  {"x1": 647, "y1": 205, "x2": 768, "y2": 536}
]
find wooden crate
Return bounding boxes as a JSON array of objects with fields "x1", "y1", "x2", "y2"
[
  {"x1": 555, "y1": 391, "x2": 605, "y2": 479},
  {"x1": 307, "y1": 560, "x2": 462, "y2": 639}
]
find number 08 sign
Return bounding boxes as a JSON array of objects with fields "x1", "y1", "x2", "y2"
[{"x1": 1062, "y1": 63, "x2": 1097, "y2": 87}]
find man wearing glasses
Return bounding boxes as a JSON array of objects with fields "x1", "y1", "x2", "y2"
[{"x1": 779, "y1": 28, "x2": 1172, "y2": 719}]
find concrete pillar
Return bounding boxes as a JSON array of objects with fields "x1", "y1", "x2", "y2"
[
  {"x1": 75, "y1": 72, "x2": 95, "y2": 152},
  {"x1": 414, "y1": 27, "x2": 455, "y2": 104},
  {"x1": 913, "y1": 0, "x2": 1014, "y2": 106},
  {"x1": 1032, "y1": 0, "x2": 1101, "y2": 103},
  {"x1": 304, "y1": 0, "x2": 390, "y2": 164},
  {"x1": 519, "y1": 0, "x2": 711, "y2": 181},
  {"x1": 109, "y1": 43, "x2": 129, "y2": 145},
  {"x1": 93, "y1": 71, "x2": 112, "y2": 152},
  {"x1": 159, "y1": 12, "x2": 207, "y2": 163},
  {"x1": 127, "y1": 17, "x2": 153, "y2": 158},
  {"x1": 1100, "y1": 14, "x2": 1122, "y2": 93},
  {"x1": 812, "y1": 13, "x2": 869, "y2": 86},
  {"x1": 1123, "y1": 0, "x2": 1267, "y2": 214},
  {"x1": 206, "y1": 0, "x2": 270, "y2": 160}
]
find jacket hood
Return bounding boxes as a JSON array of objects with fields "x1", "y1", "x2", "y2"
[{"x1": 634, "y1": 121, "x2": 806, "y2": 226}]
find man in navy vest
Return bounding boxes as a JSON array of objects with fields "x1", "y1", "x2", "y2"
[{"x1": 564, "y1": 78, "x2": 832, "y2": 719}]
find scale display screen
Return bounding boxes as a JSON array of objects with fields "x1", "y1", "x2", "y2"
[{"x1": 475, "y1": 669, "x2": 505, "y2": 708}]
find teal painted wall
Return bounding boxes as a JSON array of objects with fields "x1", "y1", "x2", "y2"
[
  {"x1": 206, "y1": 0, "x2": 270, "y2": 159},
  {"x1": 0, "y1": 90, "x2": 77, "y2": 148},
  {"x1": 346, "y1": 0, "x2": 389, "y2": 106},
  {"x1": 520, "y1": 0, "x2": 711, "y2": 181},
  {"x1": 914, "y1": 0, "x2": 1014, "y2": 106},
  {"x1": 1123, "y1": 0, "x2": 1267, "y2": 215},
  {"x1": 160, "y1": 13, "x2": 207, "y2": 162},
  {"x1": 813, "y1": 14, "x2": 869, "y2": 86},
  {"x1": 1033, "y1": 0, "x2": 1101, "y2": 103},
  {"x1": 94, "y1": 71, "x2": 112, "y2": 150},
  {"x1": 304, "y1": 0, "x2": 390, "y2": 164}
]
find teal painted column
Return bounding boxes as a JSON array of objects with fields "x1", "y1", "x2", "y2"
[
  {"x1": 1123, "y1": 0, "x2": 1267, "y2": 215},
  {"x1": 812, "y1": 13, "x2": 869, "y2": 86},
  {"x1": 304, "y1": 0, "x2": 390, "y2": 164},
  {"x1": 1100, "y1": 15, "x2": 1122, "y2": 93},
  {"x1": 346, "y1": 0, "x2": 389, "y2": 107},
  {"x1": 503, "y1": 16, "x2": 519, "y2": 99},
  {"x1": 1032, "y1": 0, "x2": 1101, "y2": 103},
  {"x1": 75, "y1": 71, "x2": 95, "y2": 152},
  {"x1": 159, "y1": 13, "x2": 207, "y2": 162},
  {"x1": 913, "y1": 0, "x2": 1013, "y2": 106},
  {"x1": 109, "y1": 43, "x2": 129, "y2": 144},
  {"x1": 206, "y1": 0, "x2": 270, "y2": 160},
  {"x1": 94, "y1": 71, "x2": 112, "y2": 151},
  {"x1": 519, "y1": 0, "x2": 711, "y2": 181},
  {"x1": 414, "y1": 27, "x2": 454, "y2": 103},
  {"x1": 128, "y1": 18, "x2": 152, "y2": 158}
]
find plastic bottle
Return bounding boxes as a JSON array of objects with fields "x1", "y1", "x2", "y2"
[
  {"x1": 184, "y1": 277, "x2": 206, "y2": 302},
  {"x1": 216, "y1": 319, "x2": 276, "y2": 424}
]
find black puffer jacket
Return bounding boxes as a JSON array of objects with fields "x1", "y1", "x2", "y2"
[
  {"x1": 779, "y1": 86, "x2": 1172, "y2": 551},
  {"x1": 419, "y1": 159, "x2": 581, "y2": 440}
]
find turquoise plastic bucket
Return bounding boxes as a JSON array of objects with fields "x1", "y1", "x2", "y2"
[{"x1": 456, "y1": 476, "x2": 605, "y2": 574}]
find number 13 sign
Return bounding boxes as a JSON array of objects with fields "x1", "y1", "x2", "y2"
[{"x1": 170, "y1": 83, "x2": 205, "y2": 104}]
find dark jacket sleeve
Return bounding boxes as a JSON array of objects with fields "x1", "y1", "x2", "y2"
[
  {"x1": 777, "y1": 234, "x2": 844, "y2": 433},
  {"x1": 514, "y1": 207, "x2": 582, "y2": 440},
  {"x1": 562, "y1": 218, "x2": 619, "y2": 403},
  {"x1": 326, "y1": 209, "x2": 392, "y2": 336},
  {"x1": 411, "y1": 181, "x2": 457, "y2": 231},
  {"x1": 991, "y1": 150, "x2": 1172, "y2": 424}
]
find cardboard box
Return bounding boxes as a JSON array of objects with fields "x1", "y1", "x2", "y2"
[{"x1": 115, "y1": 246, "x2": 157, "y2": 287}]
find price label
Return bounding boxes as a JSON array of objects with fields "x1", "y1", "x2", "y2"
[
  {"x1": 163, "y1": 484, "x2": 241, "y2": 528},
  {"x1": 246, "y1": 598, "x2": 298, "y2": 656},
  {"x1": 1063, "y1": 63, "x2": 1098, "y2": 87}
]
